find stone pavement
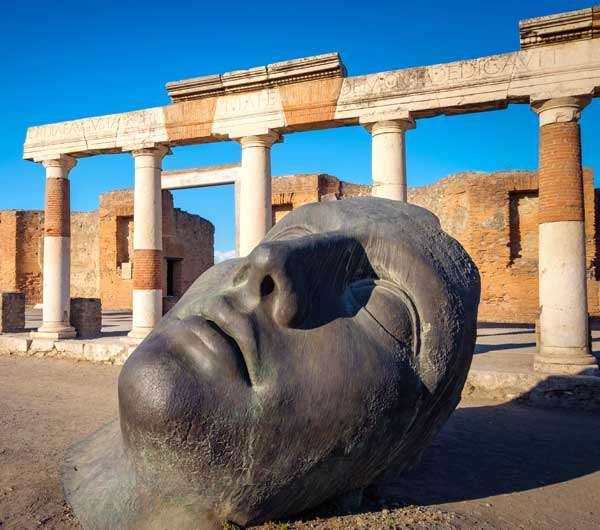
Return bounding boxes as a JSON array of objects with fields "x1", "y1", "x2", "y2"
[
  {"x1": 0, "y1": 310, "x2": 599, "y2": 409},
  {"x1": 466, "y1": 323, "x2": 600, "y2": 409}
]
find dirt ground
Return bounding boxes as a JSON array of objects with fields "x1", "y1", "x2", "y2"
[{"x1": 1, "y1": 355, "x2": 599, "y2": 530}]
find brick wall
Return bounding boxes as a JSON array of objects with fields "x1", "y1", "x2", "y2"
[
  {"x1": 174, "y1": 208, "x2": 214, "y2": 295},
  {"x1": 99, "y1": 189, "x2": 214, "y2": 309},
  {"x1": 99, "y1": 189, "x2": 134, "y2": 309},
  {"x1": 271, "y1": 170, "x2": 600, "y2": 324},
  {"x1": 0, "y1": 211, "x2": 18, "y2": 293},
  {"x1": 407, "y1": 170, "x2": 599, "y2": 323},
  {"x1": 16, "y1": 211, "x2": 44, "y2": 304},
  {"x1": 0, "y1": 190, "x2": 213, "y2": 309}
]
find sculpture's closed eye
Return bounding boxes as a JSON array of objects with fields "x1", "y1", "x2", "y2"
[{"x1": 349, "y1": 279, "x2": 418, "y2": 353}]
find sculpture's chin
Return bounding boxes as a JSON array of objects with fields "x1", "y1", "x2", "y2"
[
  {"x1": 62, "y1": 421, "x2": 225, "y2": 530},
  {"x1": 117, "y1": 315, "x2": 254, "y2": 435}
]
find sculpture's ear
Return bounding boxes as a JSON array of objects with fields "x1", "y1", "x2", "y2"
[{"x1": 348, "y1": 279, "x2": 418, "y2": 353}]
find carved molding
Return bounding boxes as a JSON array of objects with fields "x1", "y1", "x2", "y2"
[
  {"x1": 166, "y1": 53, "x2": 346, "y2": 102},
  {"x1": 129, "y1": 145, "x2": 171, "y2": 159},
  {"x1": 238, "y1": 132, "x2": 282, "y2": 149},
  {"x1": 520, "y1": 7, "x2": 600, "y2": 49},
  {"x1": 364, "y1": 118, "x2": 416, "y2": 136},
  {"x1": 41, "y1": 154, "x2": 77, "y2": 172}
]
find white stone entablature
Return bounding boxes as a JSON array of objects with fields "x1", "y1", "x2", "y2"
[{"x1": 23, "y1": 35, "x2": 600, "y2": 162}]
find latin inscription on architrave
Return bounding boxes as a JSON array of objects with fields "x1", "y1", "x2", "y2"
[
  {"x1": 340, "y1": 48, "x2": 559, "y2": 99},
  {"x1": 26, "y1": 108, "x2": 168, "y2": 146}
]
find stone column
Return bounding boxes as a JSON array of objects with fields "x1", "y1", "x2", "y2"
[
  {"x1": 234, "y1": 178, "x2": 241, "y2": 257},
  {"x1": 34, "y1": 155, "x2": 77, "y2": 339},
  {"x1": 237, "y1": 133, "x2": 281, "y2": 256},
  {"x1": 127, "y1": 146, "x2": 170, "y2": 342},
  {"x1": 532, "y1": 96, "x2": 597, "y2": 375},
  {"x1": 366, "y1": 119, "x2": 415, "y2": 201}
]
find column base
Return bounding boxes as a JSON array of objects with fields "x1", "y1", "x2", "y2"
[
  {"x1": 122, "y1": 327, "x2": 153, "y2": 345},
  {"x1": 31, "y1": 322, "x2": 76, "y2": 340},
  {"x1": 534, "y1": 348, "x2": 599, "y2": 376}
]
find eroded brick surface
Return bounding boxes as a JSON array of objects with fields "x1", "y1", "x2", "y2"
[
  {"x1": 0, "y1": 190, "x2": 214, "y2": 310},
  {"x1": 539, "y1": 122, "x2": 584, "y2": 223},
  {"x1": 274, "y1": 170, "x2": 599, "y2": 324}
]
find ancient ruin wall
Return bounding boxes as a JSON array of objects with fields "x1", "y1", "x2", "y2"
[
  {"x1": 271, "y1": 170, "x2": 599, "y2": 323},
  {"x1": 407, "y1": 169, "x2": 598, "y2": 323},
  {"x1": 16, "y1": 211, "x2": 44, "y2": 303},
  {"x1": 0, "y1": 210, "x2": 101, "y2": 304},
  {"x1": 0, "y1": 211, "x2": 19, "y2": 293},
  {"x1": 99, "y1": 190, "x2": 135, "y2": 310},
  {"x1": 71, "y1": 212, "x2": 100, "y2": 298},
  {"x1": 173, "y1": 209, "x2": 214, "y2": 295},
  {"x1": 99, "y1": 189, "x2": 214, "y2": 310}
]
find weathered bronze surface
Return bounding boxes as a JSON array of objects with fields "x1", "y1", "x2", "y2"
[{"x1": 63, "y1": 198, "x2": 480, "y2": 529}]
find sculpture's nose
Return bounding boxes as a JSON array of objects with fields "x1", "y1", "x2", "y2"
[{"x1": 246, "y1": 241, "x2": 308, "y2": 328}]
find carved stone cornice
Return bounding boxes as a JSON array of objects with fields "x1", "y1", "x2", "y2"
[
  {"x1": 520, "y1": 7, "x2": 600, "y2": 49},
  {"x1": 166, "y1": 53, "x2": 346, "y2": 102}
]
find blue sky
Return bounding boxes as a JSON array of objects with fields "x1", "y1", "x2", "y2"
[{"x1": 1, "y1": 0, "x2": 598, "y2": 254}]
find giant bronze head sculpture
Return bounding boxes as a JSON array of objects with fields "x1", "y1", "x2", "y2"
[{"x1": 63, "y1": 198, "x2": 480, "y2": 529}]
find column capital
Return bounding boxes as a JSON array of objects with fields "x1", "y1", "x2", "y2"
[
  {"x1": 365, "y1": 119, "x2": 416, "y2": 136},
  {"x1": 531, "y1": 96, "x2": 591, "y2": 126},
  {"x1": 40, "y1": 154, "x2": 77, "y2": 172},
  {"x1": 237, "y1": 132, "x2": 282, "y2": 149},
  {"x1": 128, "y1": 145, "x2": 172, "y2": 159}
]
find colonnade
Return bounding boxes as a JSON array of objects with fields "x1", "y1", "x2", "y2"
[
  {"x1": 31, "y1": 131, "x2": 284, "y2": 343},
  {"x1": 30, "y1": 103, "x2": 598, "y2": 373}
]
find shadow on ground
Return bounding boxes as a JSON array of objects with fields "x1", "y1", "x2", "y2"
[
  {"x1": 374, "y1": 400, "x2": 600, "y2": 505},
  {"x1": 474, "y1": 342, "x2": 535, "y2": 354},
  {"x1": 287, "y1": 394, "x2": 600, "y2": 527}
]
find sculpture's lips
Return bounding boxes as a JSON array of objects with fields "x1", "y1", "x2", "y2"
[{"x1": 176, "y1": 315, "x2": 253, "y2": 385}]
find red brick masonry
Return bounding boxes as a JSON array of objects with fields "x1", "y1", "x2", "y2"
[
  {"x1": 133, "y1": 249, "x2": 163, "y2": 290},
  {"x1": 44, "y1": 178, "x2": 70, "y2": 237},
  {"x1": 538, "y1": 122, "x2": 584, "y2": 224}
]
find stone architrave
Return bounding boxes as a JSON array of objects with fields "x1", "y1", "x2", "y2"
[{"x1": 22, "y1": 21, "x2": 600, "y2": 162}]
